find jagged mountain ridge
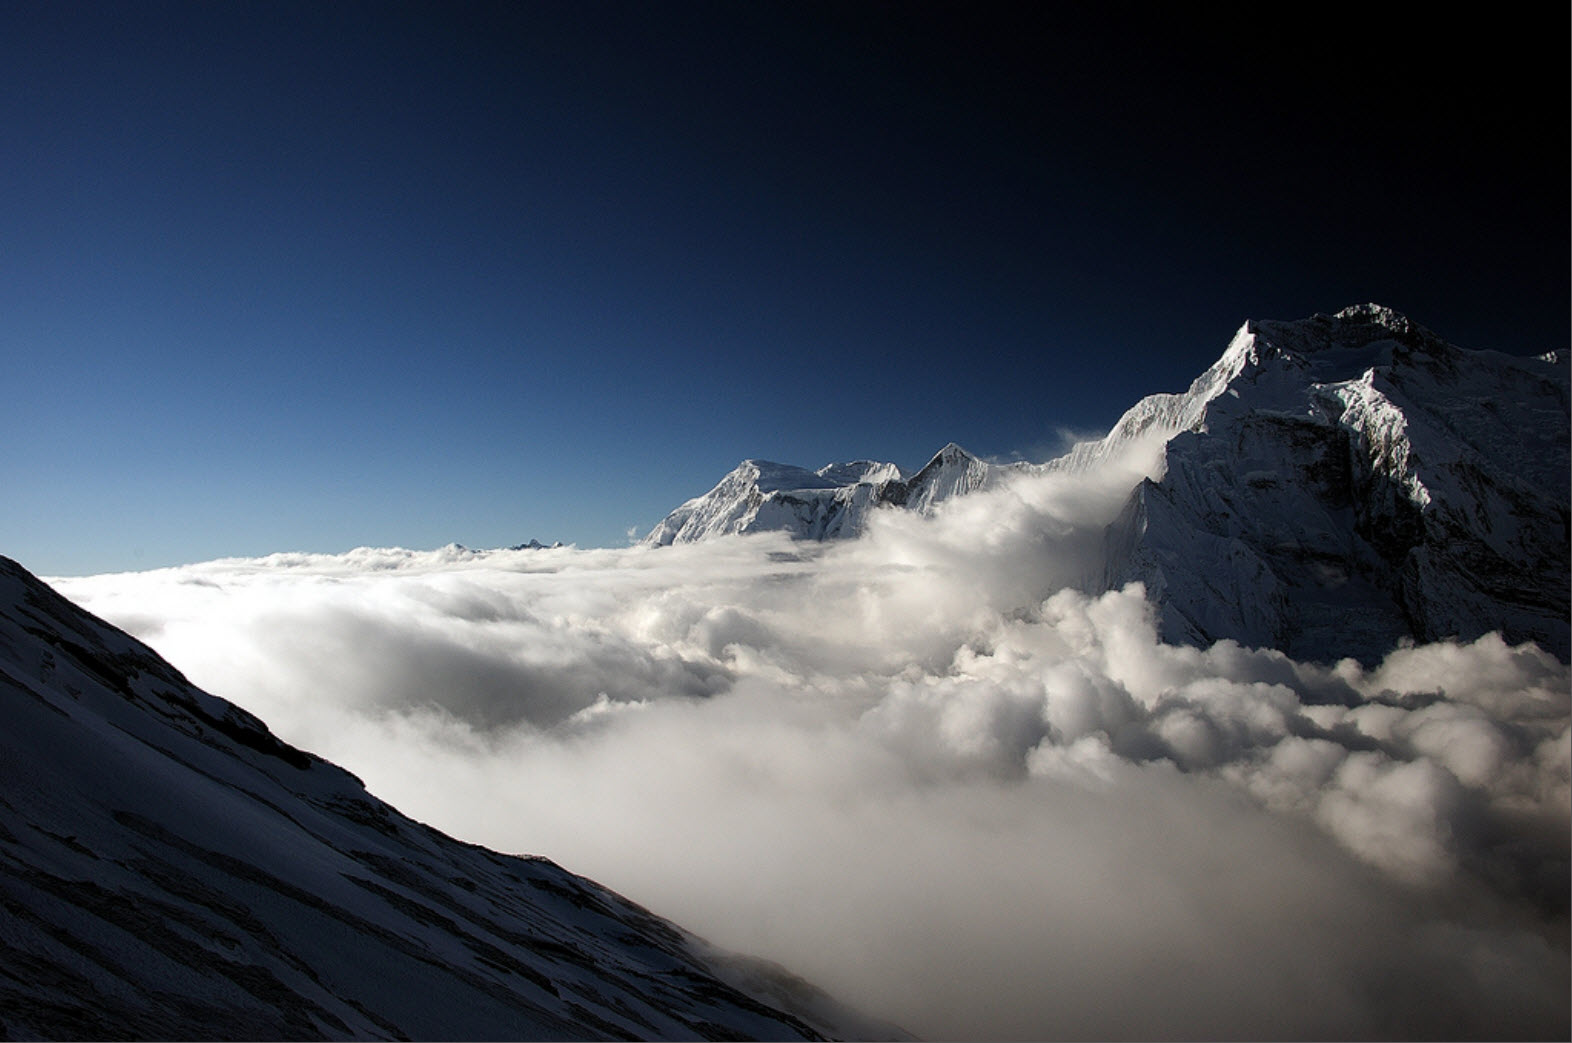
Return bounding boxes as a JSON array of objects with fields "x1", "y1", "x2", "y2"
[
  {"x1": 0, "y1": 556, "x2": 895, "y2": 1040},
  {"x1": 646, "y1": 305, "x2": 1570, "y2": 664},
  {"x1": 644, "y1": 443, "x2": 1036, "y2": 545}
]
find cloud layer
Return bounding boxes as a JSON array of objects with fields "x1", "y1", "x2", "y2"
[{"x1": 55, "y1": 467, "x2": 1570, "y2": 1039}]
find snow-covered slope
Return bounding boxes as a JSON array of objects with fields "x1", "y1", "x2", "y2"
[
  {"x1": 644, "y1": 444, "x2": 1034, "y2": 545},
  {"x1": 1091, "y1": 304, "x2": 1570, "y2": 663},
  {"x1": 0, "y1": 556, "x2": 896, "y2": 1040}
]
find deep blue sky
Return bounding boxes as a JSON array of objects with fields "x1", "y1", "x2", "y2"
[{"x1": 4, "y1": 2, "x2": 1565, "y2": 574}]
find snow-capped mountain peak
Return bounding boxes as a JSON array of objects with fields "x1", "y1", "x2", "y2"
[
  {"x1": 642, "y1": 443, "x2": 1034, "y2": 545},
  {"x1": 1093, "y1": 305, "x2": 1569, "y2": 662}
]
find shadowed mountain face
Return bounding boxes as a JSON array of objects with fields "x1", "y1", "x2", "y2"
[
  {"x1": 0, "y1": 556, "x2": 891, "y2": 1041},
  {"x1": 1094, "y1": 305, "x2": 1570, "y2": 664}
]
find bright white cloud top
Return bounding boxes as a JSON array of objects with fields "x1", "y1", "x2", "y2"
[{"x1": 56, "y1": 442, "x2": 1570, "y2": 1038}]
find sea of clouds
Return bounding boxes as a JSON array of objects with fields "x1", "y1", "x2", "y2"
[{"x1": 55, "y1": 458, "x2": 1569, "y2": 1040}]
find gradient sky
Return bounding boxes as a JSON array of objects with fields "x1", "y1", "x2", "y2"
[{"x1": 4, "y1": 2, "x2": 1565, "y2": 575}]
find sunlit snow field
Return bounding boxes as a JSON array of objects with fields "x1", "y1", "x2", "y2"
[{"x1": 56, "y1": 458, "x2": 1570, "y2": 1040}]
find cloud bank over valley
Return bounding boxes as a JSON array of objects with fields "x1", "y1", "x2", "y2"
[{"x1": 56, "y1": 458, "x2": 1570, "y2": 1039}]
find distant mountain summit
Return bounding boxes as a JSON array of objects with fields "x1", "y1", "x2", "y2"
[
  {"x1": 648, "y1": 305, "x2": 1570, "y2": 663},
  {"x1": 643, "y1": 443, "x2": 1035, "y2": 545},
  {"x1": 0, "y1": 556, "x2": 896, "y2": 1040}
]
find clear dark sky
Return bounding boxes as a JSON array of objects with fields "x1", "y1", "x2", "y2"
[{"x1": 4, "y1": 2, "x2": 1565, "y2": 574}]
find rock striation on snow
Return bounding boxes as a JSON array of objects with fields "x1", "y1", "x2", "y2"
[
  {"x1": 646, "y1": 305, "x2": 1570, "y2": 664},
  {"x1": 0, "y1": 556, "x2": 897, "y2": 1040}
]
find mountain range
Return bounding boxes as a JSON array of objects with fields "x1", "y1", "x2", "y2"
[
  {"x1": 646, "y1": 305, "x2": 1570, "y2": 664},
  {"x1": 643, "y1": 447, "x2": 1026, "y2": 546},
  {"x1": 2, "y1": 304, "x2": 1564, "y2": 1039}
]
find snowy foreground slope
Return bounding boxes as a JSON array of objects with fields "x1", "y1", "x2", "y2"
[
  {"x1": 649, "y1": 305, "x2": 1570, "y2": 664},
  {"x1": 0, "y1": 556, "x2": 893, "y2": 1040}
]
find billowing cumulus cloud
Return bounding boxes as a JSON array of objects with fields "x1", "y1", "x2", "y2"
[{"x1": 55, "y1": 466, "x2": 1569, "y2": 1040}]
